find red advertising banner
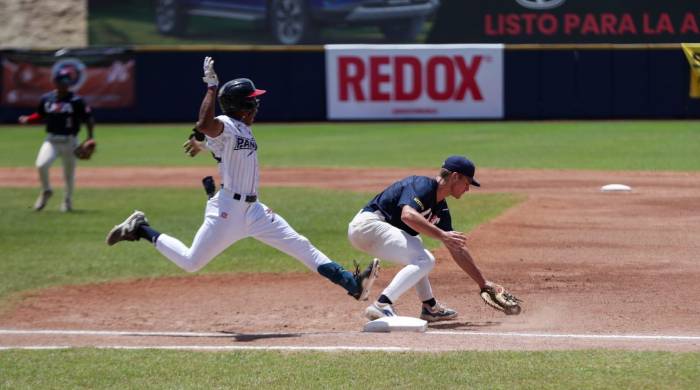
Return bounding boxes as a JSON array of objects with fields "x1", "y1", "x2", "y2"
[
  {"x1": 1, "y1": 49, "x2": 134, "y2": 108},
  {"x1": 325, "y1": 44, "x2": 504, "y2": 120},
  {"x1": 428, "y1": 0, "x2": 700, "y2": 44}
]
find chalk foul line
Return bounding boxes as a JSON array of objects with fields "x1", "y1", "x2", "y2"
[
  {"x1": 427, "y1": 330, "x2": 700, "y2": 341},
  {"x1": 2, "y1": 328, "x2": 700, "y2": 342}
]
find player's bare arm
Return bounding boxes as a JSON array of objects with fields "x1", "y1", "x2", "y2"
[
  {"x1": 196, "y1": 87, "x2": 223, "y2": 137},
  {"x1": 196, "y1": 56, "x2": 223, "y2": 137},
  {"x1": 400, "y1": 205, "x2": 466, "y2": 250},
  {"x1": 445, "y1": 244, "x2": 487, "y2": 289}
]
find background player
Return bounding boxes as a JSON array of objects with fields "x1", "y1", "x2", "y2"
[
  {"x1": 348, "y1": 156, "x2": 519, "y2": 322},
  {"x1": 18, "y1": 68, "x2": 95, "y2": 212},
  {"x1": 106, "y1": 56, "x2": 379, "y2": 303}
]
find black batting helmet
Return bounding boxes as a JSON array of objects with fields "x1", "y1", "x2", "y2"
[{"x1": 218, "y1": 78, "x2": 266, "y2": 115}]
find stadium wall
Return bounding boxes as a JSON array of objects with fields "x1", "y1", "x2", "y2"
[{"x1": 1, "y1": 45, "x2": 698, "y2": 122}]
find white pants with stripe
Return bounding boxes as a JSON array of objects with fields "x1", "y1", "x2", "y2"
[
  {"x1": 155, "y1": 188, "x2": 332, "y2": 273},
  {"x1": 35, "y1": 134, "x2": 77, "y2": 200},
  {"x1": 347, "y1": 210, "x2": 435, "y2": 303}
]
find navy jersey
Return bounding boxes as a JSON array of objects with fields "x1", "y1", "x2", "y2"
[
  {"x1": 363, "y1": 175, "x2": 453, "y2": 236},
  {"x1": 37, "y1": 91, "x2": 92, "y2": 136}
]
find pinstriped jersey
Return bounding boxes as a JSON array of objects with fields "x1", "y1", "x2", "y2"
[{"x1": 205, "y1": 115, "x2": 259, "y2": 196}]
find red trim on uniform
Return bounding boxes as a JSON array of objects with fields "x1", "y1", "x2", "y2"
[
  {"x1": 26, "y1": 112, "x2": 42, "y2": 123},
  {"x1": 248, "y1": 89, "x2": 266, "y2": 97}
]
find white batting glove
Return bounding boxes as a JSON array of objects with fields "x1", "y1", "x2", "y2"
[{"x1": 202, "y1": 56, "x2": 219, "y2": 87}]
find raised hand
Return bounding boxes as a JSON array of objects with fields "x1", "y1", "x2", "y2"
[{"x1": 202, "y1": 56, "x2": 219, "y2": 87}]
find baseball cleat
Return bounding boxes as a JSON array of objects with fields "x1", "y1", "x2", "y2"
[
  {"x1": 105, "y1": 210, "x2": 148, "y2": 246},
  {"x1": 33, "y1": 189, "x2": 53, "y2": 211},
  {"x1": 60, "y1": 198, "x2": 72, "y2": 213},
  {"x1": 420, "y1": 301, "x2": 458, "y2": 322},
  {"x1": 351, "y1": 258, "x2": 380, "y2": 301},
  {"x1": 365, "y1": 301, "x2": 397, "y2": 321}
]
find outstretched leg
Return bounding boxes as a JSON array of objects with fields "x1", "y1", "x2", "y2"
[
  {"x1": 348, "y1": 211, "x2": 439, "y2": 319},
  {"x1": 106, "y1": 209, "x2": 243, "y2": 273},
  {"x1": 248, "y1": 202, "x2": 378, "y2": 300},
  {"x1": 154, "y1": 215, "x2": 238, "y2": 273},
  {"x1": 348, "y1": 213, "x2": 434, "y2": 303}
]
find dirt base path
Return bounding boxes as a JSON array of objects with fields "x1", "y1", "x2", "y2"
[{"x1": 2, "y1": 167, "x2": 700, "y2": 351}]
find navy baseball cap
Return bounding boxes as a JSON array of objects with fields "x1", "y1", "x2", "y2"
[{"x1": 442, "y1": 155, "x2": 480, "y2": 187}]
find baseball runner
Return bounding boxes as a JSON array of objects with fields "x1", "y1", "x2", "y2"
[
  {"x1": 348, "y1": 156, "x2": 521, "y2": 322},
  {"x1": 105, "y1": 56, "x2": 379, "y2": 302},
  {"x1": 18, "y1": 68, "x2": 95, "y2": 212}
]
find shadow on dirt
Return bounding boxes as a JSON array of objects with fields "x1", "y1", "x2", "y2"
[
  {"x1": 221, "y1": 332, "x2": 301, "y2": 342},
  {"x1": 428, "y1": 321, "x2": 501, "y2": 330}
]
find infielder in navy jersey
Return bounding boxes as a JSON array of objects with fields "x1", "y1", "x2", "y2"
[
  {"x1": 18, "y1": 68, "x2": 95, "y2": 212},
  {"x1": 349, "y1": 156, "x2": 503, "y2": 322},
  {"x1": 105, "y1": 57, "x2": 379, "y2": 306}
]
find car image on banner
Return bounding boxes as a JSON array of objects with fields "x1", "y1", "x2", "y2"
[
  {"x1": 155, "y1": 0, "x2": 441, "y2": 45},
  {"x1": 325, "y1": 44, "x2": 504, "y2": 120}
]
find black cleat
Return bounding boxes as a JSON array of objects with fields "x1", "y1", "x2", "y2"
[{"x1": 105, "y1": 210, "x2": 149, "y2": 246}]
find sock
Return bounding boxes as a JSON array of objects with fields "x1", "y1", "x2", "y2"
[
  {"x1": 423, "y1": 298, "x2": 437, "y2": 308},
  {"x1": 378, "y1": 295, "x2": 393, "y2": 305},
  {"x1": 137, "y1": 225, "x2": 161, "y2": 244},
  {"x1": 317, "y1": 262, "x2": 359, "y2": 296}
]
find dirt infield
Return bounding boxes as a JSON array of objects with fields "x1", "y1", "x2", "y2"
[{"x1": 2, "y1": 167, "x2": 700, "y2": 351}]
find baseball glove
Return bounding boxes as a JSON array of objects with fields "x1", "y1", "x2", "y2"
[
  {"x1": 480, "y1": 282, "x2": 522, "y2": 315},
  {"x1": 74, "y1": 139, "x2": 96, "y2": 160}
]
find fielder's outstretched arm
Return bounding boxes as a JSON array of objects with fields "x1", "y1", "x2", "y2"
[
  {"x1": 401, "y1": 205, "x2": 487, "y2": 289},
  {"x1": 401, "y1": 205, "x2": 467, "y2": 250},
  {"x1": 446, "y1": 245, "x2": 488, "y2": 289}
]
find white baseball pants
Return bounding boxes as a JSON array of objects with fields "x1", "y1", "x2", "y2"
[
  {"x1": 155, "y1": 188, "x2": 333, "y2": 273},
  {"x1": 347, "y1": 210, "x2": 435, "y2": 303},
  {"x1": 35, "y1": 134, "x2": 77, "y2": 200}
]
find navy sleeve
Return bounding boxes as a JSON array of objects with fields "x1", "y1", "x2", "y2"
[
  {"x1": 397, "y1": 182, "x2": 432, "y2": 212},
  {"x1": 435, "y1": 200, "x2": 453, "y2": 232}
]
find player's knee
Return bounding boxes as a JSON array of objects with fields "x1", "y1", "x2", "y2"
[
  {"x1": 414, "y1": 251, "x2": 435, "y2": 271},
  {"x1": 181, "y1": 254, "x2": 210, "y2": 273}
]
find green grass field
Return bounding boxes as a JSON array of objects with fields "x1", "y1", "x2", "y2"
[
  {"x1": 2, "y1": 349, "x2": 699, "y2": 389},
  {"x1": 1, "y1": 121, "x2": 699, "y2": 388},
  {"x1": 0, "y1": 187, "x2": 519, "y2": 302},
  {"x1": 2, "y1": 121, "x2": 699, "y2": 169}
]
